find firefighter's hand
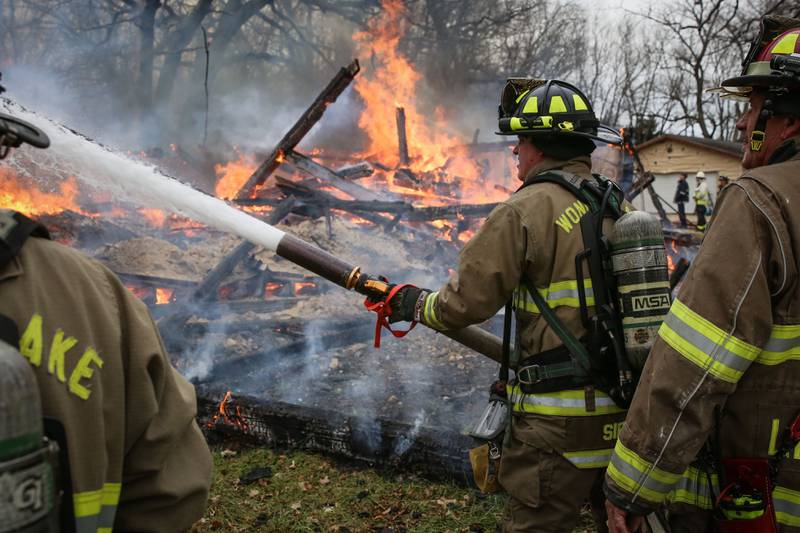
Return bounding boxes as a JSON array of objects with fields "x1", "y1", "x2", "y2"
[
  {"x1": 605, "y1": 500, "x2": 645, "y2": 533},
  {"x1": 386, "y1": 285, "x2": 424, "y2": 324}
]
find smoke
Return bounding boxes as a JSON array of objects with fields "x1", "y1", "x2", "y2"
[{"x1": 392, "y1": 410, "x2": 426, "y2": 458}]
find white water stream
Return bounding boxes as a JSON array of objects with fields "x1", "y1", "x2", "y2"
[{"x1": 3, "y1": 99, "x2": 287, "y2": 251}]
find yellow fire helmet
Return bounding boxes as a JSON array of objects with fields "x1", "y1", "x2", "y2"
[{"x1": 496, "y1": 78, "x2": 622, "y2": 145}]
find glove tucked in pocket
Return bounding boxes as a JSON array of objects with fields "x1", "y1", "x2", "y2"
[{"x1": 470, "y1": 440, "x2": 502, "y2": 494}]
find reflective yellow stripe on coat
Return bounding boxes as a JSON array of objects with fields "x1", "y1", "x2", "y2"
[
  {"x1": 507, "y1": 386, "x2": 624, "y2": 417},
  {"x1": 658, "y1": 298, "x2": 761, "y2": 383},
  {"x1": 563, "y1": 448, "x2": 614, "y2": 469},
  {"x1": 422, "y1": 291, "x2": 447, "y2": 330},
  {"x1": 607, "y1": 440, "x2": 681, "y2": 505},
  {"x1": 73, "y1": 483, "x2": 121, "y2": 533},
  {"x1": 513, "y1": 279, "x2": 594, "y2": 314}
]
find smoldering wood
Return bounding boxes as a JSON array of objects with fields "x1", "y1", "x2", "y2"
[
  {"x1": 236, "y1": 60, "x2": 361, "y2": 198},
  {"x1": 191, "y1": 197, "x2": 297, "y2": 302},
  {"x1": 284, "y1": 150, "x2": 399, "y2": 202},
  {"x1": 198, "y1": 393, "x2": 473, "y2": 482},
  {"x1": 396, "y1": 106, "x2": 410, "y2": 166},
  {"x1": 336, "y1": 162, "x2": 374, "y2": 179}
]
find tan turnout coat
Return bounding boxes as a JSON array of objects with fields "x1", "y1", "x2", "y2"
[
  {"x1": 0, "y1": 223, "x2": 212, "y2": 533},
  {"x1": 419, "y1": 157, "x2": 628, "y2": 496},
  {"x1": 604, "y1": 139, "x2": 800, "y2": 530}
]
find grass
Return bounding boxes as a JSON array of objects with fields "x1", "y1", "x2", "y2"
[{"x1": 191, "y1": 442, "x2": 598, "y2": 533}]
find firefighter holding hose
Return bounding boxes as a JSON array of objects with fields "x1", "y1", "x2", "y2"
[
  {"x1": 0, "y1": 79, "x2": 211, "y2": 532},
  {"x1": 604, "y1": 16, "x2": 800, "y2": 533},
  {"x1": 372, "y1": 79, "x2": 646, "y2": 532}
]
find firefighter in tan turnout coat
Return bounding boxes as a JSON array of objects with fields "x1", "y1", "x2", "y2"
[
  {"x1": 378, "y1": 79, "x2": 629, "y2": 532},
  {"x1": 0, "y1": 105, "x2": 212, "y2": 531},
  {"x1": 605, "y1": 16, "x2": 800, "y2": 533}
]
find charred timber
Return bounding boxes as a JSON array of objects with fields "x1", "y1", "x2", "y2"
[
  {"x1": 396, "y1": 106, "x2": 410, "y2": 166},
  {"x1": 237, "y1": 60, "x2": 360, "y2": 198},
  {"x1": 625, "y1": 173, "x2": 655, "y2": 202}
]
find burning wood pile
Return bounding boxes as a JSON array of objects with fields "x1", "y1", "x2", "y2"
[{"x1": 0, "y1": 3, "x2": 700, "y2": 479}]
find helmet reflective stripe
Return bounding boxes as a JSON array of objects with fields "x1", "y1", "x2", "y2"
[
  {"x1": 573, "y1": 94, "x2": 588, "y2": 111},
  {"x1": 549, "y1": 95, "x2": 568, "y2": 113},
  {"x1": 515, "y1": 89, "x2": 530, "y2": 104},
  {"x1": 510, "y1": 117, "x2": 525, "y2": 130},
  {"x1": 522, "y1": 96, "x2": 538, "y2": 114},
  {"x1": 772, "y1": 32, "x2": 799, "y2": 54}
]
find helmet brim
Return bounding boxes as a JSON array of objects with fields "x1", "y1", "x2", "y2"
[
  {"x1": 720, "y1": 73, "x2": 800, "y2": 90},
  {"x1": 495, "y1": 124, "x2": 622, "y2": 146}
]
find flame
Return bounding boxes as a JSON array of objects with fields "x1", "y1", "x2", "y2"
[
  {"x1": 207, "y1": 390, "x2": 250, "y2": 431},
  {"x1": 125, "y1": 285, "x2": 152, "y2": 301},
  {"x1": 214, "y1": 153, "x2": 258, "y2": 199},
  {"x1": 264, "y1": 281, "x2": 283, "y2": 298},
  {"x1": 294, "y1": 281, "x2": 317, "y2": 295},
  {"x1": 139, "y1": 208, "x2": 167, "y2": 227},
  {"x1": 155, "y1": 287, "x2": 174, "y2": 305},
  {"x1": 0, "y1": 169, "x2": 85, "y2": 216},
  {"x1": 353, "y1": 0, "x2": 505, "y2": 204}
]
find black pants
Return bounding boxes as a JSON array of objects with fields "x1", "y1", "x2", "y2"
[
  {"x1": 696, "y1": 205, "x2": 707, "y2": 230},
  {"x1": 677, "y1": 202, "x2": 687, "y2": 228}
]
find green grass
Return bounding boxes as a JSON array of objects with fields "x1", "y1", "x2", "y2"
[{"x1": 191, "y1": 443, "x2": 597, "y2": 532}]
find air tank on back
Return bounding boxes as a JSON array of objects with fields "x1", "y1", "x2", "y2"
[
  {"x1": 609, "y1": 211, "x2": 672, "y2": 371},
  {"x1": 0, "y1": 340, "x2": 57, "y2": 532}
]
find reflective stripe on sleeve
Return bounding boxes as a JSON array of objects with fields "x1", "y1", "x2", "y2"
[
  {"x1": 774, "y1": 486, "x2": 800, "y2": 527},
  {"x1": 507, "y1": 386, "x2": 625, "y2": 417},
  {"x1": 73, "y1": 483, "x2": 121, "y2": 533},
  {"x1": 513, "y1": 279, "x2": 594, "y2": 314},
  {"x1": 563, "y1": 448, "x2": 613, "y2": 469},
  {"x1": 422, "y1": 291, "x2": 447, "y2": 330},
  {"x1": 758, "y1": 324, "x2": 800, "y2": 365},
  {"x1": 658, "y1": 298, "x2": 761, "y2": 383},
  {"x1": 607, "y1": 440, "x2": 681, "y2": 505},
  {"x1": 665, "y1": 467, "x2": 718, "y2": 510}
]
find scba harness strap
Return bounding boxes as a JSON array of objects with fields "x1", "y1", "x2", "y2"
[
  {"x1": 0, "y1": 210, "x2": 49, "y2": 347},
  {"x1": 513, "y1": 171, "x2": 632, "y2": 407}
]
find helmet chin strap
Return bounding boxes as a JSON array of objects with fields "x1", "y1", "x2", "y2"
[{"x1": 750, "y1": 98, "x2": 774, "y2": 152}]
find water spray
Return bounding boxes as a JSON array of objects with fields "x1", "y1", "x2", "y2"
[{"x1": 2, "y1": 100, "x2": 503, "y2": 361}]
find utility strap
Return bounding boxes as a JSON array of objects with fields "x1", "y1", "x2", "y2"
[
  {"x1": 363, "y1": 283, "x2": 417, "y2": 348},
  {"x1": 516, "y1": 359, "x2": 581, "y2": 385},
  {"x1": 523, "y1": 279, "x2": 592, "y2": 376}
]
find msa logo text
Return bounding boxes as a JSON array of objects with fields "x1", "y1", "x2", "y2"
[{"x1": 631, "y1": 294, "x2": 670, "y2": 312}]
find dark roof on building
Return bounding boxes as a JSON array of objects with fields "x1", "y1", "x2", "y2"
[{"x1": 636, "y1": 134, "x2": 743, "y2": 158}]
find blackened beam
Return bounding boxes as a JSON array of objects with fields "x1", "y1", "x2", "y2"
[
  {"x1": 625, "y1": 172, "x2": 655, "y2": 202},
  {"x1": 236, "y1": 60, "x2": 360, "y2": 199},
  {"x1": 235, "y1": 195, "x2": 497, "y2": 222},
  {"x1": 396, "y1": 106, "x2": 410, "y2": 165},
  {"x1": 629, "y1": 143, "x2": 670, "y2": 226},
  {"x1": 192, "y1": 197, "x2": 297, "y2": 301},
  {"x1": 284, "y1": 150, "x2": 401, "y2": 202}
]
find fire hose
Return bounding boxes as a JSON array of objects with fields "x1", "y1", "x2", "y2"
[{"x1": 274, "y1": 232, "x2": 503, "y2": 361}]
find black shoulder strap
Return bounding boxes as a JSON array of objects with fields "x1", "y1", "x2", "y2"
[
  {"x1": 0, "y1": 210, "x2": 49, "y2": 271},
  {"x1": 520, "y1": 170, "x2": 625, "y2": 218}
]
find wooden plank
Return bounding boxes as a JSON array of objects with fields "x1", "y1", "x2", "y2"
[{"x1": 237, "y1": 60, "x2": 360, "y2": 198}]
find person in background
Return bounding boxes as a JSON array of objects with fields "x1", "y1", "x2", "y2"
[
  {"x1": 693, "y1": 170, "x2": 710, "y2": 231},
  {"x1": 673, "y1": 172, "x2": 689, "y2": 228}
]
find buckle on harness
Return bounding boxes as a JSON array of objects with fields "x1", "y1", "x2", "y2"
[{"x1": 517, "y1": 364, "x2": 542, "y2": 385}]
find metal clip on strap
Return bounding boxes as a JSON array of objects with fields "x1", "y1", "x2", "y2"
[{"x1": 517, "y1": 360, "x2": 581, "y2": 385}]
